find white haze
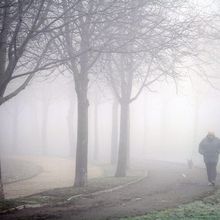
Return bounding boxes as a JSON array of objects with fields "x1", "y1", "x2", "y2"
[
  {"x1": 1, "y1": 60, "x2": 220, "y2": 169},
  {"x1": 0, "y1": 0, "x2": 220, "y2": 173}
]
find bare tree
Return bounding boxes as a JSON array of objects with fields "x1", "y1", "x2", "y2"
[
  {"x1": 0, "y1": 0, "x2": 73, "y2": 199},
  {"x1": 93, "y1": 96, "x2": 99, "y2": 162},
  {"x1": 55, "y1": 0, "x2": 142, "y2": 187},
  {"x1": 41, "y1": 87, "x2": 51, "y2": 155},
  {"x1": 11, "y1": 100, "x2": 19, "y2": 153},
  {"x1": 101, "y1": 0, "x2": 209, "y2": 177},
  {"x1": 111, "y1": 96, "x2": 119, "y2": 165},
  {"x1": 67, "y1": 85, "x2": 76, "y2": 157}
]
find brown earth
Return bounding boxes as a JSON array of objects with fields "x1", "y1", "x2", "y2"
[{"x1": 1, "y1": 160, "x2": 217, "y2": 220}]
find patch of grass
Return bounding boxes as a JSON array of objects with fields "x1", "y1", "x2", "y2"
[
  {"x1": 0, "y1": 166, "x2": 144, "y2": 211},
  {"x1": 0, "y1": 199, "x2": 24, "y2": 212},
  {"x1": 19, "y1": 176, "x2": 141, "y2": 206},
  {"x1": 121, "y1": 189, "x2": 220, "y2": 220},
  {"x1": 0, "y1": 162, "x2": 146, "y2": 211}
]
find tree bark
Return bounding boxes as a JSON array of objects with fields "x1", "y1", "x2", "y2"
[
  {"x1": 41, "y1": 100, "x2": 49, "y2": 155},
  {"x1": 93, "y1": 103, "x2": 99, "y2": 161},
  {"x1": 127, "y1": 106, "x2": 130, "y2": 168},
  {"x1": 67, "y1": 96, "x2": 75, "y2": 157},
  {"x1": 0, "y1": 2, "x2": 9, "y2": 199},
  {"x1": 115, "y1": 102, "x2": 130, "y2": 177},
  {"x1": 0, "y1": 1, "x2": 9, "y2": 97},
  {"x1": 192, "y1": 96, "x2": 199, "y2": 158},
  {"x1": 12, "y1": 104, "x2": 19, "y2": 153},
  {"x1": 111, "y1": 99, "x2": 119, "y2": 165},
  {"x1": 143, "y1": 97, "x2": 149, "y2": 155},
  {"x1": 0, "y1": 158, "x2": 4, "y2": 199},
  {"x1": 74, "y1": 10, "x2": 90, "y2": 186},
  {"x1": 74, "y1": 87, "x2": 89, "y2": 187}
]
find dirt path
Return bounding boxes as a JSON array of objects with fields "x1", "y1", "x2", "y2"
[
  {"x1": 1, "y1": 161, "x2": 217, "y2": 220},
  {"x1": 4, "y1": 156, "x2": 102, "y2": 199}
]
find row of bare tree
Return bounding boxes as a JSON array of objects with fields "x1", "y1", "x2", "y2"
[{"x1": 0, "y1": 0, "x2": 217, "y2": 199}]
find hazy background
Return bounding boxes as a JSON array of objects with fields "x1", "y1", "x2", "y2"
[{"x1": 1, "y1": 60, "x2": 220, "y2": 167}]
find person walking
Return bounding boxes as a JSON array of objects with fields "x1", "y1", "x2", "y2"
[{"x1": 199, "y1": 132, "x2": 220, "y2": 186}]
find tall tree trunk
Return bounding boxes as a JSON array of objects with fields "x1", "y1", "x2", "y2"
[
  {"x1": 143, "y1": 97, "x2": 148, "y2": 155},
  {"x1": 127, "y1": 106, "x2": 130, "y2": 168},
  {"x1": 0, "y1": 71, "x2": 6, "y2": 199},
  {"x1": 115, "y1": 102, "x2": 130, "y2": 177},
  {"x1": 0, "y1": 103, "x2": 4, "y2": 199},
  {"x1": 0, "y1": 47, "x2": 7, "y2": 198},
  {"x1": 12, "y1": 103, "x2": 19, "y2": 153},
  {"x1": 192, "y1": 96, "x2": 199, "y2": 158},
  {"x1": 0, "y1": 158, "x2": 4, "y2": 199},
  {"x1": 41, "y1": 100, "x2": 49, "y2": 155},
  {"x1": 31, "y1": 101, "x2": 40, "y2": 154},
  {"x1": 160, "y1": 96, "x2": 168, "y2": 146},
  {"x1": 74, "y1": 88, "x2": 89, "y2": 187},
  {"x1": 0, "y1": 111, "x2": 4, "y2": 199},
  {"x1": 67, "y1": 96, "x2": 75, "y2": 157},
  {"x1": 93, "y1": 103, "x2": 99, "y2": 161},
  {"x1": 111, "y1": 99, "x2": 119, "y2": 165},
  {"x1": 0, "y1": 5, "x2": 9, "y2": 198}
]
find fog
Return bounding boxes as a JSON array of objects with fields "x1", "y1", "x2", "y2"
[
  {"x1": 1, "y1": 64, "x2": 220, "y2": 167},
  {"x1": 2, "y1": 2, "x2": 220, "y2": 218}
]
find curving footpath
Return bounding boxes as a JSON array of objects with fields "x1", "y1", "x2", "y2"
[
  {"x1": 1, "y1": 160, "x2": 217, "y2": 220},
  {"x1": 4, "y1": 156, "x2": 102, "y2": 199}
]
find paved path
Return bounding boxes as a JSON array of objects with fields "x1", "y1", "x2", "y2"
[
  {"x1": 1, "y1": 161, "x2": 217, "y2": 220},
  {"x1": 4, "y1": 156, "x2": 102, "y2": 199}
]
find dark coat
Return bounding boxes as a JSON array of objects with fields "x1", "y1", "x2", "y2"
[{"x1": 199, "y1": 136, "x2": 220, "y2": 163}]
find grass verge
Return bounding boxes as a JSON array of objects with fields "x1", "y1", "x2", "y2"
[
  {"x1": 0, "y1": 199, "x2": 25, "y2": 212},
  {"x1": 121, "y1": 188, "x2": 220, "y2": 220},
  {"x1": 0, "y1": 175, "x2": 142, "y2": 212}
]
